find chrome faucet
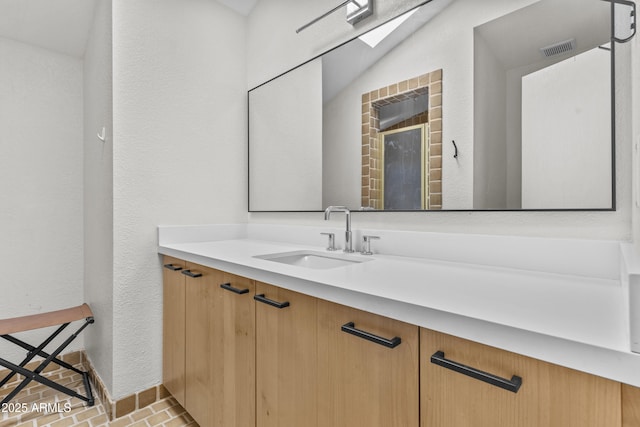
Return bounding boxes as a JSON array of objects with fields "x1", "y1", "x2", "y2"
[{"x1": 324, "y1": 206, "x2": 354, "y2": 253}]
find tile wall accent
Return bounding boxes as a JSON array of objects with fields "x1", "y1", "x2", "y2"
[{"x1": 361, "y1": 69, "x2": 443, "y2": 210}]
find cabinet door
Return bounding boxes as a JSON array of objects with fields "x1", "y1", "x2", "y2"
[
  {"x1": 183, "y1": 263, "x2": 220, "y2": 425},
  {"x1": 256, "y1": 282, "x2": 318, "y2": 427},
  {"x1": 184, "y1": 264, "x2": 256, "y2": 427},
  {"x1": 318, "y1": 300, "x2": 419, "y2": 427},
  {"x1": 162, "y1": 256, "x2": 186, "y2": 407},
  {"x1": 421, "y1": 328, "x2": 621, "y2": 427},
  {"x1": 218, "y1": 272, "x2": 256, "y2": 427},
  {"x1": 623, "y1": 384, "x2": 640, "y2": 427}
]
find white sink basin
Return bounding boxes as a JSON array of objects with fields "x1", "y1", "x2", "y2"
[{"x1": 254, "y1": 250, "x2": 369, "y2": 269}]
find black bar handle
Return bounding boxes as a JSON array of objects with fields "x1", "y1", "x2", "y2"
[
  {"x1": 163, "y1": 264, "x2": 183, "y2": 271},
  {"x1": 341, "y1": 322, "x2": 401, "y2": 348},
  {"x1": 220, "y1": 283, "x2": 249, "y2": 294},
  {"x1": 181, "y1": 270, "x2": 202, "y2": 278},
  {"x1": 254, "y1": 294, "x2": 290, "y2": 309},
  {"x1": 430, "y1": 351, "x2": 522, "y2": 393}
]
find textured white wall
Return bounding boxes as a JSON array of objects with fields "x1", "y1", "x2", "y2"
[
  {"x1": 634, "y1": 6, "x2": 640, "y2": 251},
  {"x1": 473, "y1": 30, "x2": 507, "y2": 209},
  {"x1": 323, "y1": 79, "x2": 362, "y2": 208},
  {"x1": 522, "y1": 48, "x2": 611, "y2": 209},
  {"x1": 111, "y1": 0, "x2": 247, "y2": 399},
  {"x1": 247, "y1": 0, "x2": 632, "y2": 240},
  {"x1": 0, "y1": 38, "x2": 84, "y2": 361},
  {"x1": 83, "y1": 0, "x2": 114, "y2": 394},
  {"x1": 633, "y1": 20, "x2": 640, "y2": 350},
  {"x1": 250, "y1": 58, "x2": 323, "y2": 210}
]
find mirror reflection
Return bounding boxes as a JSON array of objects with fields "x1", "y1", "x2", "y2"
[{"x1": 248, "y1": 0, "x2": 615, "y2": 212}]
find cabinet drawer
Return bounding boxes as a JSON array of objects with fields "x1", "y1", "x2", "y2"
[{"x1": 421, "y1": 328, "x2": 621, "y2": 427}]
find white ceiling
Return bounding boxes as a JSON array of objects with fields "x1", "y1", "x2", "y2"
[
  {"x1": 476, "y1": 0, "x2": 610, "y2": 70},
  {"x1": 0, "y1": 0, "x2": 607, "y2": 65},
  {"x1": 0, "y1": 0, "x2": 256, "y2": 59},
  {"x1": 0, "y1": 0, "x2": 96, "y2": 58},
  {"x1": 216, "y1": 0, "x2": 257, "y2": 16}
]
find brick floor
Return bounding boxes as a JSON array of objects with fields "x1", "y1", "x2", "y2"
[{"x1": 0, "y1": 363, "x2": 197, "y2": 427}]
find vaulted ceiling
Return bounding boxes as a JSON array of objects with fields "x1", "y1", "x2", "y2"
[
  {"x1": 0, "y1": 0, "x2": 97, "y2": 58},
  {"x1": 0, "y1": 0, "x2": 258, "y2": 58}
]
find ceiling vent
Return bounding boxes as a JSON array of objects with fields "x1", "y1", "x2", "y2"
[{"x1": 540, "y1": 38, "x2": 576, "y2": 57}]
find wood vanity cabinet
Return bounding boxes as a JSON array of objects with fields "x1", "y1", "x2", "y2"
[
  {"x1": 163, "y1": 258, "x2": 640, "y2": 427},
  {"x1": 255, "y1": 282, "x2": 318, "y2": 427},
  {"x1": 420, "y1": 328, "x2": 622, "y2": 427},
  {"x1": 317, "y1": 299, "x2": 420, "y2": 427},
  {"x1": 184, "y1": 264, "x2": 255, "y2": 427},
  {"x1": 162, "y1": 256, "x2": 186, "y2": 407},
  {"x1": 623, "y1": 384, "x2": 640, "y2": 426},
  {"x1": 162, "y1": 257, "x2": 255, "y2": 427}
]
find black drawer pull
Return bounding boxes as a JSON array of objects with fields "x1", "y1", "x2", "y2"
[
  {"x1": 220, "y1": 283, "x2": 249, "y2": 294},
  {"x1": 181, "y1": 270, "x2": 202, "y2": 278},
  {"x1": 341, "y1": 322, "x2": 401, "y2": 348},
  {"x1": 431, "y1": 351, "x2": 522, "y2": 393},
  {"x1": 163, "y1": 263, "x2": 183, "y2": 271},
  {"x1": 254, "y1": 294, "x2": 290, "y2": 309}
]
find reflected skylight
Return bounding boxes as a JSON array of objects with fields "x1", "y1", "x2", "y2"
[{"x1": 359, "y1": 8, "x2": 419, "y2": 48}]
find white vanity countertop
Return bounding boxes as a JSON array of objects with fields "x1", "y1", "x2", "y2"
[{"x1": 158, "y1": 232, "x2": 640, "y2": 387}]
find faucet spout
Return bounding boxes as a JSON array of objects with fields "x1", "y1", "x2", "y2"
[{"x1": 324, "y1": 206, "x2": 354, "y2": 253}]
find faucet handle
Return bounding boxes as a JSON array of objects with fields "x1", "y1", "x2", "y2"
[
  {"x1": 321, "y1": 232, "x2": 337, "y2": 251},
  {"x1": 360, "y1": 235, "x2": 380, "y2": 255}
]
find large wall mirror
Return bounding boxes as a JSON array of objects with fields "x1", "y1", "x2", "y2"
[{"x1": 249, "y1": 0, "x2": 630, "y2": 212}]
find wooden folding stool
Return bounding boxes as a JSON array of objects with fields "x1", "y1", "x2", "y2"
[{"x1": 0, "y1": 304, "x2": 95, "y2": 406}]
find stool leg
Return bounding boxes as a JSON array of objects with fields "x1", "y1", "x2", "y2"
[
  {"x1": 0, "y1": 358, "x2": 92, "y2": 405},
  {"x1": 0, "y1": 318, "x2": 94, "y2": 406},
  {"x1": 0, "y1": 323, "x2": 69, "y2": 388},
  {"x1": 1, "y1": 334, "x2": 85, "y2": 375},
  {"x1": 82, "y1": 372, "x2": 95, "y2": 406}
]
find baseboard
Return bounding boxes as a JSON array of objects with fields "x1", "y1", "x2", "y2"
[{"x1": 83, "y1": 352, "x2": 169, "y2": 420}]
